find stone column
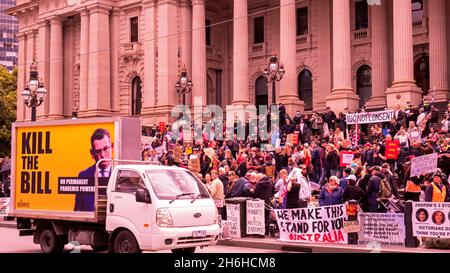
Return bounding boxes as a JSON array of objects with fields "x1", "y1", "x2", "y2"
[
  {"x1": 110, "y1": 8, "x2": 121, "y2": 114},
  {"x1": 157, "y1": 0, "x2": 178, "y2": 121},
  {"x1": 48, "y1": 17, "x2": 64, "y2": 119},
  {"x1": 78, "y1": 8, "x2": 89, "y2": 115},
  {"x1": 326, "y1": 0, "x2": 359, "y2": 113},
  {"x1": 192, "y1": 0, "x2": 207, "y2": 106},
  {"x1": 16, "y1": 32, "x2": 26, "y2": 121},
  {"x1": 386, "y1": 0, "x2": 422, "y2": 108},
  {"x1": 232, "y1": 0, "x2": 250, "y2": 105},
  {"x1": 142, "y1": 0, "x2": 157, "y2": 122},
  {"x1": 278, "y1": 0, "x2": 304, "y2": 115},
  {"x1": 366, "y1": 0, "x2": 388, "y2": 109},
  {"x1": 428, "y1": 0, "x2": 449, "y2": 101},
  {"x1": 87, "y1": 4, "x2": 112, "y2": 116},
  {"x1": 180, "y1": 0, "x2": 192, "y2": 106},
  {"x1": 37, "y1": 20, "x2": 50, "y2": 119}
]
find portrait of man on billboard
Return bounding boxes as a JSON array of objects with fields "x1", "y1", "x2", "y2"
[{"x1": 75, "y1": 128, "x2": 113, "y2": 211}]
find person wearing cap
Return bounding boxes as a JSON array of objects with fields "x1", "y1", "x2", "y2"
[
  {"x1": 339, "y1": 168, "x2": 352, "y2": 191},
  {"x1": 343, "y1": 174, "x2": 365, "y2": 203},
  {"x1": 366, "y1": 166, "x2": 385, "y2": 212},
  {"x1": 425, "y1": 173, "x2": 447, "y2": 202}
]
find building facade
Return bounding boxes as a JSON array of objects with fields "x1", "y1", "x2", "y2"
[
  {"x1": 0, "y1": 0, "x2": 18, "y2": 71},
  {"x1": 9, "y1": 0, "x2": 450, "y2": 124}
]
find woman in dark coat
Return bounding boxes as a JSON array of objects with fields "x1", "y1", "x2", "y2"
[{"x1": 319, "y1": 176, "x2": 344, "y2": 206}]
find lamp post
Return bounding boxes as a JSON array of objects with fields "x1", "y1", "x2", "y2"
[
  {"x1": 263, "y1": 53, "x2": 285, "y2": 105},
  {"x1": 175, "y1": 65, "x2": 193, "y2": 106},
  {"x1": 21, "y1": 60, "x2": 47, "y2": 122}
]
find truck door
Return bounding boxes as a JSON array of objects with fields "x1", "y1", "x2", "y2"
[{"x1": 107, "y1": 169, "x2": 152, "y2": 235}]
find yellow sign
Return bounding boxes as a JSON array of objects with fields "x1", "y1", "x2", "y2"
[{"x1": 14, "y1": 122, "x2": 116, "y2": 212}]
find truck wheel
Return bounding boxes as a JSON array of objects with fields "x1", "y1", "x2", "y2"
[
  {"x1": 40, "y1": 229, "x2": 64, "y2": 253},
  {"x1": 171, "y1": 247, "x2": 196, "y2": 253},
  {"x1": 113, "y1": 230, "x2": 141, "y2": 253}
]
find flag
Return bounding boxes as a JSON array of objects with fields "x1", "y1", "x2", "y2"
[{"x1": 352, "y1": 119, "x2": 359, "y2": 146}]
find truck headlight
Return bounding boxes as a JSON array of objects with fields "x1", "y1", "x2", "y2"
[{"x1": 156, "y1": 208, "x2": 174, "y2": 227}]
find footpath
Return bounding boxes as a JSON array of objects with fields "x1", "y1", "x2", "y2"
[{"x1": 0, "y1": 219, "x2": 447, "y2": 253}]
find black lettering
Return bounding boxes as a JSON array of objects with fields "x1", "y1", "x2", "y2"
[
  {"x1": 37, "y1": 132, "x2": 45, "y2": 154},
  {"x1": 27, "y1": 156, "x2": 33, "y2": 170},
  {"x1": 44, "y1": 171, "x2": 51, "y2": 194},
  {"x1": 32, "y1": 132, "x2": 37, "y2": 154},
  {"x1": 21, "y1": 172, "x2": 30, "y2": 193},
  {"x1": 22, "y1": 132, "x2": 31, "y2": 154},
  {"x1": 36, "y1": 171, "x2": 43, "y2": 194},
  {"x1": 291, "y1": 209, "x2": 300, "y2": 220},
  {"x1": 21, "y1": 156, "x2": 27, "y2": 169},
  {"x1": 45, "y1": 131, "x2": 52, "y2": 153}
]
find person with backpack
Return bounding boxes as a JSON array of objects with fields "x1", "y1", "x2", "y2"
[{"x1": 366, "y1": 166, "x2": 390, "y2": 212}]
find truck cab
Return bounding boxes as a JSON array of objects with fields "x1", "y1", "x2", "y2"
[{"x1": 106, "y1": 163, "x2": 220, "y2": 253}]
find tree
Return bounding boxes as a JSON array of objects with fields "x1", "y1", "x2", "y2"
[{"x1": 0, "y1": 66, "x2": 17, "y2": 156}]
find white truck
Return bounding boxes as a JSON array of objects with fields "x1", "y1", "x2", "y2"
[{"x1": 9, "y1": 118, "x2": 220, "y2": 253}]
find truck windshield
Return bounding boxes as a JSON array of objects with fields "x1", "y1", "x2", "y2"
[{"x1": 145, "y1": 170, "x2": 210, "y2": 200}]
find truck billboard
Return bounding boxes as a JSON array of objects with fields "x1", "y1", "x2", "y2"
[{"x1": 11, "y1": 118, "x2": 140, "y2": 220}]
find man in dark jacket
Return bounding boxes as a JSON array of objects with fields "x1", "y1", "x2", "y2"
[
  {"x1": 381, "y1": 163, "x2": 399, "y2": 198},
  {"x1": 250, "y1": 174, "x2": 274, "y2": 236},
  {"x1": 343, "y1": 175, "x2": 365, "y2": 203},
  {"x1": 323, "y1": 107, "x2": 337, "y2": 130},
  {"x1": 358, "y1": 172, "x2": 371, "y2": 212},
  {"x1": 229, "y1": 173, "x2": 249, "y2": 198},
  {"x1": 366, "y1": 167, "x2": 385, "y2": 212}
]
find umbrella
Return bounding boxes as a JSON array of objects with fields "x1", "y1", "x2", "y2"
[{"x1": 0, "y1": 162, "x2": 11, "y2": 173}]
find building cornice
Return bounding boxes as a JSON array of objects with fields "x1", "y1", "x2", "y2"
[{"x1": 6, "y1": 1, "x2": 38, "y2": 16}]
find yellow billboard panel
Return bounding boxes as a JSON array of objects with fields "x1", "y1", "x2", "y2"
[{"x1": 14, "y1": 122, "x2": 116, "y2": 212}]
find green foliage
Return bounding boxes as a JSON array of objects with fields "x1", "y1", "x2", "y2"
[{"x1": 0, "y1": 66, "x2": 17, "y2": 156}]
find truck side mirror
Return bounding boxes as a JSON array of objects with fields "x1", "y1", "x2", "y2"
[{"x1": 136, "y1": 188, "x2": 151, "y2": 204}]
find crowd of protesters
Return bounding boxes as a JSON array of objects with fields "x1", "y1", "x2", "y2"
[
  {"x1": 141, "y1": 101, "x2": 450, "y2": 236},
  {"x1": 0, "y1": 156, "x2": 11, "y2": 198}
]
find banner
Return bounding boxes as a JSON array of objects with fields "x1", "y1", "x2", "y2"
[
  {"x1": 0, "y1": 197, "x2": 10, "y2": 216},
  {"x1": 246, "y1": 199, "x2": 265, "y2": 235},
  {"x1": 412, "y1": 202, "x2": 450, "y2": 238},
  {"x1": 385, "y1": 140, "x2": 400, "y2": 160},
  {"x1": 226, "y1": 203, "x2": 241, "y2": 238},
  {"x1": 340, "y1": 151, "x2": 354, "y2": 167},
  {"x1": 275, "y1": 205, "x2": 348, "y2": 244},
  {"x1": 410, "y1": 153, "x2": 438, "y2": 177},
  {"x1": 357, "y1": 213, "x2": 405, "y2": 247},
  {"x1": 346, "y1": 111, "x2": 395, "y2": 125}
]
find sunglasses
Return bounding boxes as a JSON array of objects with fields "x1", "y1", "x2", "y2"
[{"x1": 92, "y1": 145, "x2": 111, "y2": 156}]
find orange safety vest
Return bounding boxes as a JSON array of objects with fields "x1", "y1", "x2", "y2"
[{"x1": 432, "y1": 183, "x2": 447, "y2": 203}]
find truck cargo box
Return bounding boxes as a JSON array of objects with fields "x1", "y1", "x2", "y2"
[{"x1": 9, "y1": 117, "x2": 141, "y2": 223}]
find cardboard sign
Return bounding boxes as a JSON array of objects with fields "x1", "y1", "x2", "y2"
[
  {"x1": 246, "y1": 199, "x2": 265, "y2": 235},
  {"x1": 412, "y1": 202, "x2": 450, "y2": 238},
  {"x1": 343, "y1": 221, "x2": 360, "y2": 233},
  {"x1": 189, "y1": 156, "x2": 201, "y2": 173},
  {"x1": 226, "y1": 203, "x2": 241, "y2": 238},
  {"x1": 340, "y1": 151, "x2": 355, "y2": 167},
  {"x1": 385, "y1": 140, "x2": 400, "y2": 160},
  {"x1": 173, "y1": 147, "x2": 182, "y2": 163},
  {"x1": 286, "y1": 134, "x2": 294, "y2": 146},
  {"x1": 204, "y1": 147, "x2": 216, "y2": 159},
  {"x1": 358, "y1": 213, "x2": 405, "y2": 247},
  {"x1": 410, "y1": 153, "x2": 438, "y2": 177},
  {"x1": 275, "y1": 205, "x2": 348, "y2": 244}
]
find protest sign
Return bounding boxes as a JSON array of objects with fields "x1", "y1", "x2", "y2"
[
  {"x1": 410, "y1": 153, "x2": 438, "y2": 177},
  {"x1": 141, "y1": 136, "x2": 153, "y2": 146},
  {"x1": 293, "y1": 133, "x2": 299, "y2": 145},
  {"x1": 0, "y1": 198, "x2": 10, "y2": 216},
  {"x1": 286, "y1": 134, "x2": 294, "y2": 146},
  {"x1": 275, "y1": 205, "x2": 348, "y2": 244},
  {"x1": 204, "y1": 147, "x2": 216, "y2": 159},
  {"x1": 159, "y1": 122, "x2": 165, "y2": 132},
  {"x1": 189, "y1": 156, "x2": 201, "y2": 173},
  {"x1": 246, "y1": 199, "x2": 265, "y2": 235},
  {"x1": 173, "y1": 146, "x2": 182, "y2": 163},
  {"x1": 357, "y1": 213, "x2": 405, "y2": 247},
  {"x1": 412, "y1": 202, "x2": 450, "y2": 238},
  {"x1": 340, "y1": 151, "x2": 354, "y2": 167},
  {"x1": 346, "y1": 110, "x2": 395, "y2": 125},
  {"x1": 226, "y1": 203, "x2": 241, "y2": 238},
  {"x1": 385, "y1": 140, "x2": 400, "y2": 160},
  {"x1": 343, "y1": 221, "x2": 360, "y2": 233}
]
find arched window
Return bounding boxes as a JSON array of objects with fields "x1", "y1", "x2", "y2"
[
  {"x1": 131, "y1": 77, "x2": 142, "y2": 116},
  {"x1": 255, "y1": 76, "x2": 268, "y2": 108},
  {"x1": 356, "y1": 65, "x2": 372, "y2": 108},
  {"x1": 298, "y1": 70, "x2": 313, "y2": 111}
]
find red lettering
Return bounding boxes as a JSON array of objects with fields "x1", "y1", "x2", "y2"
[
  {"x1": 337, "y1": 230, "x2": 344, "y2": 242},
  {"x1": 322, "y1": 233, "x2": 329, "y2": 242},
  {"x1": 314, "y1": 233, "x2": 321, "y2": 242}
]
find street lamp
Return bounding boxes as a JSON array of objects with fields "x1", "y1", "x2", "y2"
[
  {"x1": 22, "y1": 60, "x2": 47, "y2": 121},
  {"x1": 175, "y1": 65, "x2": 193, "y2": 106},
  {"x1": 263, "y1": 53, "x2": 285, "y2": 105}
]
